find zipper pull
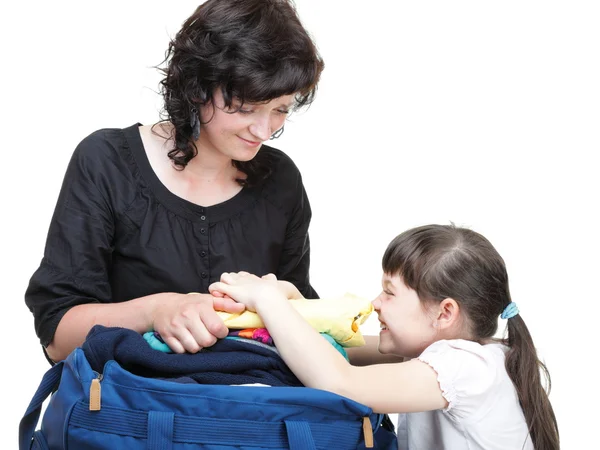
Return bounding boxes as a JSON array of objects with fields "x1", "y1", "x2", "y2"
[
  {"x1": 89, "y1": 374, "x2": 103, "y2": 411},
  {"x1": 362, "y1": 417, "x2": 374, "y2": 448}
]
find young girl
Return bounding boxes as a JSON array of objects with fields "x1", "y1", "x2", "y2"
[{"x1": 209, "y1": 224, "x2": 559, "y2": 450}]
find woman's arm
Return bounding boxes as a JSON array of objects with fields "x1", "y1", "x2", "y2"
[
  {"x1": 276, "y1": 170, "x2": 318, "y2": 298},
  {"x1": 27, "y1": 134, "x2": 243, "y2": 363},
  {"x1": 210, "y1": 274, "x2": 447, "y2": 414},
  {"x1": 346, "y1": 335, "x2": 404, "y2": 366},
  {"x1": 46, "y1": 292, "x2": 243, "y2": 362}
]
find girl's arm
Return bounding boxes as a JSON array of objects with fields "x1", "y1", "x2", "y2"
[{"x1": 210, "y1": 274, "x2": 447, "y2": 414}]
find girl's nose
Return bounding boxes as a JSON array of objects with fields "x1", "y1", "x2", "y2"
[{"x1": 371, "y1": 296, "x2": 381, "y2": 310}]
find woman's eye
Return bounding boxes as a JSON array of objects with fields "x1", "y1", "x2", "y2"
[
  {"x1": 237, "y1": 108, "x2": 254, "y2": 115},
  {"x1": 276, "y1": 109, "x2": 290, "y2": 115}
]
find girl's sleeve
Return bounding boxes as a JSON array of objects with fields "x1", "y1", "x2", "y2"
[
  {"x1": 417, "y1": 340, "x2": 499, "y2": 420},
  {"x1": 25, "y1": 132, "x2": 117, "y2": 348},
  {"x1": 276, "y1": 174, "x2": 318, "y2": 299}
]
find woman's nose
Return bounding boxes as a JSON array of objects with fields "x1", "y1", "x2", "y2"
[{"x1": 248, "y1": 115, "x2": 272, "y2": 141}]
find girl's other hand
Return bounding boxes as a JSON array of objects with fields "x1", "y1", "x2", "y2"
[
  {"x1": 261, "y1": 273, "x2": 304, "y2": 299},
  {"x1": 209, "y1": 272, "x2": 286, "y2": 311}
]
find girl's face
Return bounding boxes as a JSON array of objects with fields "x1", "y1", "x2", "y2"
[
  {"x1": 198, "y1": 89, "x2": 294, "y2": 161},
  {"x1": 372, "y1": 273, "x2": 439, "y2": 358}
]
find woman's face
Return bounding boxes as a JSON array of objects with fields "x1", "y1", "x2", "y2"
[
  {"x1": 371, "y1": 273, "x2": 438, "y2": 358},
  {"x1": 198, "y1": 89, "x2": 294, "y2": 161}
]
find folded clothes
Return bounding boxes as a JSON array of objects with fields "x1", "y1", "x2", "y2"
[
  {"x1": 228, "y1": 328, "x2": 274, "y2": 345},
  {"x1": 144, "y1": 329, "x2": 350, "y2": 361},
  {"x1": 85, "y1": 325, "x2": 302, "y2": 387},
  {"x1": 216, "y1": 293, "x2": 373, "y2": 347}
]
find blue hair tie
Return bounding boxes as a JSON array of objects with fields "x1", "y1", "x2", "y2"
[{"x1": 501, "y1": 302, "x2": 519, "y2": 320}]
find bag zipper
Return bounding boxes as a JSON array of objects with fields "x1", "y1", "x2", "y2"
[{"x1": 89, "y1": 372, "x2": 103, "y2": 411}]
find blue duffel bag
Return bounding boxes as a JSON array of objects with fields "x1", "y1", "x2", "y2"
[{"x1": 20, "y1": 347, "x2": 397, "y2": 449}]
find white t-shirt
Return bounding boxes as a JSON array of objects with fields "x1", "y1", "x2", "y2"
[{"x1": 397, "y1": 339, "x2": 534, "y2": 450}]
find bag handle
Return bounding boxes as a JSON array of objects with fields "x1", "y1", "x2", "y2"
[
  {"x1": 147, "y1": 414, "x2": 319, "y2": 449},
  {"x1": 285, "y1": 420, "x2": 317, "y2": 450},
  {"x1": 146, "y1": 414, "x2": 316, "y2": 450},
  {"x1": 19, "y1": 362, "x2": 64, "y2": 450},
  {"x1": 68, "y1": 402, "x2": 359, "y2": 448}
]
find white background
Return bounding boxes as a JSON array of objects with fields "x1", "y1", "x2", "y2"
[{"x1": 2, "y1": 1, "x2": 598, "y2": 448}]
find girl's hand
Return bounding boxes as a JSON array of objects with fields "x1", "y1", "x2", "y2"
[
  {"x1": 209, "y1": 272, "x2": 287, "y2": 311},
  {"x1": 260, "y1": 273, "x2": 305, "y2": 299}
]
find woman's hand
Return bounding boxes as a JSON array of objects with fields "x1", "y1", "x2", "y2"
[
  {"x1": 151, "y1": 292, "x2": 245, "y2": 354},
  {"x1": 209, "y1": 272, "x2": 288, "y2": 311}
]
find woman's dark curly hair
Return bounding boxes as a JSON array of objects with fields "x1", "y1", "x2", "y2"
[{"x1": 157, "y1": 0, "x2": 325, "y2": 186}]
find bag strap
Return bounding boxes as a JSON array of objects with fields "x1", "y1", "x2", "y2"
[
  {"x1": 148, "y1": 411, "x2": 174, "y2": 450},
  {"x1": 19, "y1": 362, "x2": 64, "y2": 450},
  {"x1": 285, "y1": 420, "x2": 317, "y2": 450},
  {"x1": 70, "y1": 402, "x2": 361, "y2": 449}
]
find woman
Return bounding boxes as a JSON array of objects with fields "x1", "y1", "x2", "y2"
[{"x1": 25, "y1": 0, "x2": 324, "y2": 363}]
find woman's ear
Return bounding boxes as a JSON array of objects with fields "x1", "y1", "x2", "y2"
[{"x1": 435, "y1": 298, "x2": 460, "y2": 330}]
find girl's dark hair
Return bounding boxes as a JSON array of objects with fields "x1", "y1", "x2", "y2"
[
  {"x1": 382, "y1": 224, "x2": 559, "y2": 450},
  {"x1": 157, "y1": 0, "x2": 324, "y2": 186}
]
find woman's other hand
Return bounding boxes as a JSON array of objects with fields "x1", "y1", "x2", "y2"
[{"x1": 151, "y1": 292, "x2": 245, "y2": 354}]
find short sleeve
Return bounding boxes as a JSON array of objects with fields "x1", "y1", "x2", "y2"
[
  {"x1": 417, "y1": 339, "x2": 501, "y2": 420},
  {"x1": 25, "y1": 131, "x2": 119, "y2": 348}
]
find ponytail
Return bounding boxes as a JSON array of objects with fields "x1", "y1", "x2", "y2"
[{"x1": 505, "y1": 315, "x2": 560, "y2": 450}]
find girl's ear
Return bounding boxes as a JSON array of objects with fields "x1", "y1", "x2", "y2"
[{"x1": 435, "y1": 298, "x2": 460, "y2": 330}]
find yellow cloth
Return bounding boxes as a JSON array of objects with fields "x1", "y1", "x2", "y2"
[{"x1": 216, "y1": 293, "x2": 373, "y2": 347}]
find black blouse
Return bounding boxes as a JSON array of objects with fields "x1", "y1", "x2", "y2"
[{"x1": 25, "y1": 124, "x2": 317, "y2": 348}]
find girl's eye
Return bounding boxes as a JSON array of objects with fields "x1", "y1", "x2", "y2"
[
  {"x1": 383, "y1": 290, "x2": 394, "y2": 296},
  {"x1": 276, "y1": 109, "x2": 290, "y2": 115},
  {"x1": 237, "y1": 108, "x2": 254, "y2": 115}
]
